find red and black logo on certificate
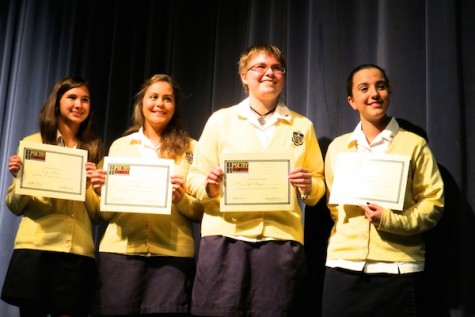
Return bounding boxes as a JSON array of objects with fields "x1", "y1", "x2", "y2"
[
  {"x1": 225, "y1": 161, "x2": 249, "y2": 173},
  {"x1": 108, "y1": 164, "x2": 131, "y2": 175}
]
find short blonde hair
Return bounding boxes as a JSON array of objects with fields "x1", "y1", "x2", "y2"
[{"x1": 237, "y1": 43, "x2": 286, "y2": 92}]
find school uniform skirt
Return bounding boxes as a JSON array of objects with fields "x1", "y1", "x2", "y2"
[
  {"x1": 1, "y1": 249, "x2": 98, "y2": 315},
  {"x1": 98, "y1": 252, "x2": 195, "y2": 315},
  {"x1": 191, "y1": 236, "x2": 308, "y2": 317},
  {"x1": 322, "y1": 267, "x2": 425, "y2": 317}
]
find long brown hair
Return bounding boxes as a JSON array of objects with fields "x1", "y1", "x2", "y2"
[
  {"x1": 39, "y1": 76, "x2": 104, "y2": 164},
  {"x1": 124, "y1": 74, "x2": 190, "y2": 160}
]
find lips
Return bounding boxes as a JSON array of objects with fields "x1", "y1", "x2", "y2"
[{"x1": 369, "y1": 101, "x2": 383, "y2": 107}]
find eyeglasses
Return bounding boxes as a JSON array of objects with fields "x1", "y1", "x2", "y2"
[{"x1": 247, "y1": 64, "x2": 286, "y2": 75}]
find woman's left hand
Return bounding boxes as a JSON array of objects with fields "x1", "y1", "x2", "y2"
[
  {"x1": 171, "y1": 175, "x2": 186, "y2": 204},
  {"x1": 289, "y1": 167, "x2": 312, "y2": 197},
  {"x1": 359, "y1": 202, "x2": 383, "y2": 225}
]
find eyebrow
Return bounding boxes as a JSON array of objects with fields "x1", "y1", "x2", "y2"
[
  {"x1": 66, "y1": 93, "x2": 90, "y2": 98},
  {"x1": 356, "y1": 80, "x2": 387, "y2": 87}
]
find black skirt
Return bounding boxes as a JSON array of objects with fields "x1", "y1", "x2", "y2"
[
  {"x1": 99, "y1": 252, "x2": 195, "y2": 315},
  {"x1": 1, "y1": 249, "x2": 98, "y2": 315}
]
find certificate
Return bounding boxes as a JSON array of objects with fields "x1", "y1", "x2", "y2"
[
  {"x1": 100, "y1": 157, "x2": 174, "y2": 214},
  {"x1": 328, "y1": 152, "x2": 410, "y2": 210},
  {"x1": 220, "y1": 153, "x2": 293, "y2": 212},
  {"x1": 15, "y1": 141, "x2": 87, "y2": 201}
]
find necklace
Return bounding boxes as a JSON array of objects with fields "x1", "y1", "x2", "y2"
[{"x1": 250, "y1": 106, "x2": 276, "y2": 126}]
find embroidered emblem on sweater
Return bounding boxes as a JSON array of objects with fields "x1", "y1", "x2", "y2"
[
  {"x1": 185, "y1": 151, "x2": 193, "y2": 164},
  {"x1": 292, "y1": 131, "x2": 304, "y2": 146}
]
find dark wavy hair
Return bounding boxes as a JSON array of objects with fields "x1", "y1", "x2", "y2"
[
  {"x1": 39, "y1": 76, "x2": 104, "y2": 164},
  {"x1": 123, "y1": 74, "x2": 190, "y2": 160}
]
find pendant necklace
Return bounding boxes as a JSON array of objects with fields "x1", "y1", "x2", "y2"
[{"x1": 250, "y1": 106, "x2": 276, "y2": 126}]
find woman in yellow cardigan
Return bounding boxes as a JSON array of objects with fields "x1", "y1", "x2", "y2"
[
  {"x1": 91, "y1": 74, "x2": 203, "y2": 316},
  {"x1": 187, "y1": 43, "x2": 326, "y2": 317},
  {"x1": 322, "y1": 64, "x2": 444, "y2": 317},
  {"x1": 2, "y1": 76, "x2": 104, "y2": 317}
]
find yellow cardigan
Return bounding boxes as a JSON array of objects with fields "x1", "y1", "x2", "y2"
[
  {"x1": 98, "y1": 133, "x2": 203, "y2": 257},
  {"x1": 5, "y1": 133, "x2": 102, "y2": 258},
  {"x1": 324, "y1": 128, "x2": 445, "y2": 262},
  {"x1": 187, "y1": 98, "x2": 326, "y2": 245}
]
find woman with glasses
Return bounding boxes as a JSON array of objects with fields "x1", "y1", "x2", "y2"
[{"x1": 187, "y1": 43, "x2": 326, "y2": 316}]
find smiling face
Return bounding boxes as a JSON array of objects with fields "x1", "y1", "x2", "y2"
[
  {"x1": 142, "y1": 80, "x2": 175, "y2": 133},
  {"x1": 58, "y1": 85, "x2": 90, "y2": 127},
  {"x1": 348, "y1": 67, "x2": 390, "y2": 126},
  {"x1": 240, "y1": 52, "x2": 285, "y2": 102}
]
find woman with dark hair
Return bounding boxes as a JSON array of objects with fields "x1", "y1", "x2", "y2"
[
  {"x1": 91, "y1": 74, "x2": 203, "y2": 316},
  {"x1": 322, "y1": 64, "x2": 444, "y2": 316},
  {"x1": 1, "y1": 76, "x2": 104, "y2": 317}
]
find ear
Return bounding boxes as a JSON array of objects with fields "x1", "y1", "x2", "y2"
[
  {"x1": 348, "y1": 96, "x2": 357, "y2": 111},
  {"x1": 240, "y1": 72, "x2": 248, "y2": 86}
]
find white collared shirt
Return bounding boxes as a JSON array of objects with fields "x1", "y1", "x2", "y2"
[
  {"x1": 56, "y1": 130, "x2": 77, "y2": 148},
  {"x1": 240, "y1": 99, "x2": 291, "y2": 148}
]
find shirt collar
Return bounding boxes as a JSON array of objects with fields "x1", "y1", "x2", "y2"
[
  {"x1": 56, "y1": 130, "x2": 78, "y2": 148},
  {"x1": 236, "y1": 97, "x2": 292, "y2": 124},
  {"x1": 56, "y1": 130, "x2": 63, "y2": 146},
  {"x1": 347, "y1": 117, "x2": 399, "y2": 147},
  {"x1": 136, "y1": 127, "x2": 160, "y2": 150}
]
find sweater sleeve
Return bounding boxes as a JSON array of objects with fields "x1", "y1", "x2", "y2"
[
  {"x1": 5, "y1": 179, "x2": 32, "y2": 216},
  {"x1": 187, "y1": 111, "x2": 221, "y2": 203},
  {"x1": 378, "y1": 139, "x2": 445, "y2": 235}
]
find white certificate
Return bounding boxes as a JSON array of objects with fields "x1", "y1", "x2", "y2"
[
  {"x1": 15, "y1": 141, "x2": 88, "y2": 201},
  {"x1": 100, "y1": 157, "x2": 174, "y2": 214},
  {"x1": 220, "y1": 153, "x2": 293, "y2": 212},
  {"x1": 328, "y1": 152, "x2": 410, "y2": 210}
]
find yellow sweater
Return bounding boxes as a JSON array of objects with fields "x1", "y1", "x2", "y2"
[
  {"x1": 187, "y1": 98, "x2": 326, "y2": 244},
  {"x1": 98, "y1": 132, "x2": 203, "y2": 257},
  {"x1": 5, "y1": 133, "x2": 102, "y2": 258},
  {"x1": 324, "y1": 128, "x2": 444, "y2": 262}
]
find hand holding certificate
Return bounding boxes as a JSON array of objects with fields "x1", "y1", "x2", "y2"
[
  {"x1": 220, "y1": 153, "x2": 293, "y2": 212},
  {"x1": 100, "y1": 157, "x2": 174, "y2": 214},
  {"x1": 328, "y1": 152, "x2": 410, "y2": 210},
  {"x1": 15, "y1": 141, "x2": 88, "y2": 201}
]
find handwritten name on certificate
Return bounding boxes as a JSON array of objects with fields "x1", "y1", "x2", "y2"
[
  {"x1": 100, "y1": 157, "x2": 174, "y2": 214},
  {"x1": 329, "y1": 152, "x2": 410, "y2": 210},
  {"x1": 15, "y1": 141, "x2": 87, "y2": 201},
  {"x1": 220, "y1": 153, "x2": 293, "y2": 212}
]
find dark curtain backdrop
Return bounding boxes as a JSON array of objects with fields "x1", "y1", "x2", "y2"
[{"x1": 1, "y1": 0, "x2": 474, "y2": 316}]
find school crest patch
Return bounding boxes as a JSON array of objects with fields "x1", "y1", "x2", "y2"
[
  {"x1": 292, "y1": 131, "x2": 304, "y2": 146},
  {"x1": 185, "y1": 151, "x2": 194, "y2": 164}
]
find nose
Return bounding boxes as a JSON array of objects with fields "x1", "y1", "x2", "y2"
[
  {"x1": 264, "y1": 66, "x2": 275, "y2": 75},
  {"x1": 369, "y1": 86, "x2": 380, "y2": 98},
  {"x1": 155, "y1": 98, "x2": 165, "y2": 107}
]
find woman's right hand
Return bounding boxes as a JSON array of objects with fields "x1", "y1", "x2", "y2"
[
  {"x1": 205, "y1": 166, "x2": 224, "y2": 198},
  {"x1": 8, "y1": 155, "x2": 22, "y2": 178}
]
